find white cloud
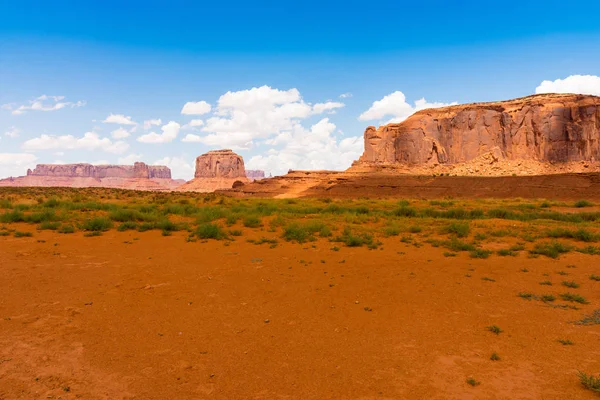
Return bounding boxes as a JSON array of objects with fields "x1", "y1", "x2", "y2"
[
  {"x1": 193, "y1": 85, "x2": 347, "y2": 149},
  {"x1": 4, "y1": 126, "x2": 20, "y2": 138},
  {"x1": 22, "y1": 132, "x2": 129, "y2": 154},
  {"x1": 0, "y1": 153, "x2": 37, "y2": 178},
  {"x1": 246, "y1": 118, "x2": 362, "y2": 176},
  {"x1": 181, "y1": 101, "x2": 211, "y2": 115},
  {"x1": 118, "y1": 153, "x2": 143, "y2": 164},
  {"x1": 111, "y1": 127, "x2": 131, "y2": 139},
  {"x1": 535, "y1": 75, "x2": 600, "y2": 96},
  {"x1": 359, "y1": 91, "x2": 457, "y2": 123},
  {"x1": 182, "y1": 119, "x2": 205, "y2": 129},
  {"x1": 2, "y1": 95, "x2": 85, "y2": 115},
  {"x1": 339, "y1": 92, "x2": 352, "y2": 98},
  {"x1": 153, "y1": 156, "x2": 194, "y2": 180},
  {"x1": 103, "y1": 113, "x2": 137, "y2": 125},
  {"x1": 312, "y1": 101, "x2": 345, "y2": 114},
  {"x1": 137, "y1": 121, "x2": 180, "y2": 144},
  {"x1": 143, "y1": 119, "x2": 162, "y2": 129}
]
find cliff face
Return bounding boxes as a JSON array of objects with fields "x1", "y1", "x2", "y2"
[
  {"x1": 356, "y1": 94, "x2": 600, "y2": 167},
  {"x1": 177, "y1": 149, "x2": 250, "y2": 192},
  {"x1": 194, "y1": 149, "x2": 246, "y2": 178},
  {"x1": 27, "y1": 162, "x2": 172, "y2": 179}
]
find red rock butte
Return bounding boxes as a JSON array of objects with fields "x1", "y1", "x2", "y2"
[
  {"x1": 177, "y1": 149, "x2": 250, "y2": 192},
  {"x1": 352, "y1": 93, "x2": 600, "y2": 175}
]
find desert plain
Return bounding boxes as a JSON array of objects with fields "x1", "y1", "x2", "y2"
[{"x1": 1, "y1": 186, "x2": 600, "y2": 399}]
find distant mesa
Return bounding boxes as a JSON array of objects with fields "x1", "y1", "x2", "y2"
[
  {"x1": 176, "y1": 149, "x2": 251, "y2": 192},
  {"x1": 1, "y1": 162, "x2": 181, "y2": 191},
  {"x1": 246, "y1": 170, "x2": 266, "y2": 181}
]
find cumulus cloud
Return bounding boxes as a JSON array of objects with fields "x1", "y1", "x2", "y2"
[
  {"x1": 0, "y1": 153, "x2": 37, "y2": 178},
  {"x1": 143, "y1": 119, "x2": 162, "y2": 129},
  {"x1": 535, "y1": 75, "x2": 600, "y2": 96},
  {"x1": 137, "y1": 121, "x2": 180, "y2": 144},
  {"x1": 103, "y1": 113, "x2": 137, "y2": 125},
  {"x1": 181, "y1": 101, "x2": 211, "y2": 115},
  {"x1": 4, "y1": 126, "x2": 20, "y2": 138},
  {"x1": 312, "y1": 101, "x2": 345, "y2": 114},
  {"x1": 153, "y1": 156, "x2": 195, "y2": 180},
  {"x1": 182, "y1": 119, "x2": 205, "y2": 129},
  {"x1": 359, "y1": 91, "x2": 457, "y2": 123},
  {"x1": 246, "y1": 118, "x2": 363, "y2": 176},
  {"x1": 191, "y1": 85, "x2": 346, "y2": 149},
  {"x1": 2, "y1": 95, "x2": 85, "y2": 115},
  {"x1": 111, "y1": 127, "x2": 131, "y2": 139},
  {"x1": 22, "y1": 132, "x2": 129, "y2": 154}
]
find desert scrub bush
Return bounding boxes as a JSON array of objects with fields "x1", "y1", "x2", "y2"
[
  {"x1": 58, "y1": 224, "x2": 75, "y2": 234},
  {"x1": 490, "y1": 352, "x2": 501, "y2": 361},
  {"x1": 518, "y1": 292, "x2": 536, "y2": 300},
  {"x1": 539, "y1": 280, "x2": 553, "y2": 286},
  {"x1": 228, "y1": 229, "x2": 243, "y2": 236},
  {"x1": 38, "y1": 221, "x2": 60, "y2": 230},
  {"x1": 487, "y1": 325, "x2": 503, "y2": 334},
  {"x1": 561, "y1": 293, "x2": 589, "y2": 304},
  {"x1": 497, "y1": 248, "x2": 517, "y2": 257},
  {"x1": 13, "y1": 231, "x2": 32, "y2": 237},
  {"x1": 546, "y1": 228, "x2": 599, "y2": 242},
  {"x1": 562, "y1": 281, "x2": 580, "y2": 289},
  {"x1": 0, "y1": 199, "x2": 12, "y2": 209},
  {"x1": 81, "y1": 217, "x2": 113, "y2": 232},
  {"x1": 578, "y1": 246, "x2": 600, "y2": 255},
  {"x1": 541, "y1": 294, "x2": 556, "y2": 302},
  {"x1": 282, "y1": 223, "x2": 314, "y2": 243},
  {"x1": 0, "y1": 210, "x2": 25, "y2": 223},
  {"x1": 333, "y1": 226, "x2": 375, "y2": 247},
  {"x1": 408, "y1": 225, "x2": 422, "y2": 233},
  {"x1": 25, "y1": 210, "x2": 60, "y2": 223},
  {"x1": 392, "y1": 206, "x2": 417, "y2": 218},
  {"x1": 470, "y1": 249, "x2": 492, "y2": 259},
  {"x1": 441, "y1": 222, "x2": 470, "y2": 238},
  {"x1": 574, "y1": 200, "x2": 593, "y2": 208},
  {"x1": 558, "y1": 339, "x2": 574, "y2": 345},
  {"x1": 590, "y1": 275, "x2": 600, "y2": 281},
  {"x1": 196, "y1": 206, "x2": 226, "y2": 223},
  {"x1": 42, "y1": 198, "x2": 61, "y2": 208},
  {"x1": 382, "y1": 224, "x2": 402, "y2": 237},
  {"x1": 195, "y1": 223, "x2": 228, "y2": 240},
  {"x1": 577, "y1": 371, "x2": 600, "y2": 393},
  {"x1": 466, "y1": 377, "x2": 480, "y2": 387},
  {"x1": 109, "y1": 208, "x2": 151, "y2": 222},
  {"x1": 154, "y1": 219, "x2": 181, "y2": 232},
  {"x1": 117, "y1": 221, "x2": 138, "y2": 231},
  {"x1": 529, "y1": 241, "x2": 573, "y2": 259},
  {"x1": 574, "y1": 309, "x2": 600, "y2": 325},
  {"x1": 243, "y1": 215, "x2": 262, "y2": 228}
]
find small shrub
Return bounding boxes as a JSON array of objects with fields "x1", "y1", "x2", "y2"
[
  {"x1": 487, "y1": 325, "x2": 503, "y2": 334},
  {"x1": 562, "y1": 281, "x2": 580, "y2": 289},
  {"x1": 577, "y1": 371, "x2": 600, "y2": 393},
  {"x1": 408, "y1": 226, "x2": 422, "y2": 234},
  {"x1": 518, "y1": 292, "x2": 535, "y2": 300},
  {"x1": 229, "y1": 229, "x2": 243, "y2": 236},
  {"x1": 39, "y1": 221, "x2": 60, "y2": 230},
  {"x1": 529, "y1": 241, "x2": 573, "y2": 259},
  {"x1": 574, "y1": 309, "x2": 600, "y2": 325},
  {"x1": 539, "y1": 281, "x2": 552, "y2": 286},
  {"x1": 490, "y1": 352, "x2": 501, "y2": 361},
  {"x1": 117, "y1": 221, "x2": 138, "y2": 231},
  {"x1": 84, "y1": 231, "x2": 102, "y2": 237},
  {"x1": 590, "y1": 275, "x2": 600, "y2": 281},
  {"x1": 466, "y1": 377, "x2": 480, "y2": 387},
  {"x1": 58, "y1": 224, "x2": 75, "y2": 234},
  {"x1": 243, "y1": 215, "x2": 262, "y2": 228},
  {"x1": 442, "y1": 222, "x2": 470, "y2": 238},
  {"x1": 541, "y1": 294, "x2": 556, "y2": 302},
  {"x1": 14, "y1": 231, "x2": 32, "y2": 237},
  {"x1": 558, "y1": 339, "x2": 574, "y2": 345},
  {"x1": 497, "y1": 249, "x2": 517, "y2": 257},
  {"x1": 470, "y1": 249, "x2": 492, "y2": 259},
  {"x1": 82, "y1": 217, "x2": 113, "y2": 232},
  {"x1": 574, "y1": 200, "x2": 593, "y2": 208},
  {"x1": 561, "y1": 293, "x2": 589, "y2": 304},
  {"x1": 196, "y1": 223, "x2": 227, "y2": 240}
]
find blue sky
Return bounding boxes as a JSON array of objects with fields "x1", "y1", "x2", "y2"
[{"x1": 1, "y1": 0, "x2": 600, "y2": 178}]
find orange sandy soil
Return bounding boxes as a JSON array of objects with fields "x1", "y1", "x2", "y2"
[{"x1": 1, "y1": 228, "x2": 599, "y2": 399}]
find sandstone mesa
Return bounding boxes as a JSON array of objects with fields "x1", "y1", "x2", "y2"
[{"x1": 176, "y1": 149, "x2": 250, "y2": 192}]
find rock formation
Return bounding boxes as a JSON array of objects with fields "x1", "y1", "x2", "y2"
[
  {"x1": 246, "y1": 170, "x2": 266, "y2": 181},
  {"x1": 177, "y1": 150, "x2": 250, "y2": 192},
  {"x1": 27, "y1": 162, "x2": 172, "y2": 179},
  {"x1": 352, "y1": 93, "x2": 600, "y2": 176},
  {"x1": 1, "y1": 162, "x2": 181, "y2": 190}
]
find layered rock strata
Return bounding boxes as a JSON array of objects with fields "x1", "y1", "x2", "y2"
[{"x1": 177, "y1": 150, "x2": 250, "y2": 192}]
